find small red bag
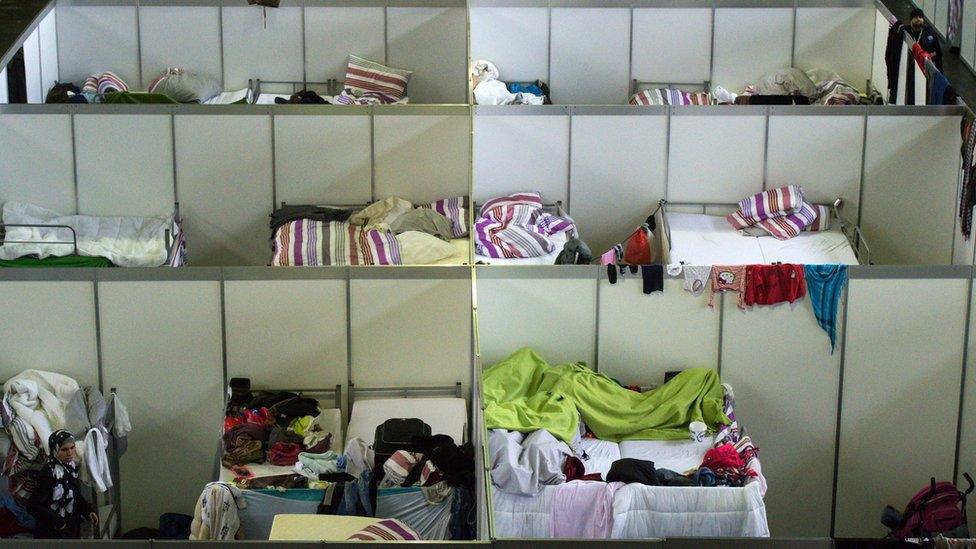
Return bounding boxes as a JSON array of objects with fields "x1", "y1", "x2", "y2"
[{"x1": 621, "y1": 223, "x2": 655, "y2": 265}]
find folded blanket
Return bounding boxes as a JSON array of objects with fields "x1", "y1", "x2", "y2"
[
  {"x1": 1, "y1": 201, "x2": 172, "y2": 267},
  {"x1": 474, "y1": 192, "x2": 576, "y2": 258},
  {"x1": 483, "y1": 348, "x2": 728, "y2": 443},
  {"x1": 727, "y1": 186, "x2": 817, "y2": 240}
]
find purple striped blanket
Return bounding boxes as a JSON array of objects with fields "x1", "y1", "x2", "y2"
[{"x1": 474, "y1": 192, "x2": 576, "y2": 258}]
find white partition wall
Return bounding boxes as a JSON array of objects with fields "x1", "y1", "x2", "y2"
[
  {"x1": 22, "y1": 27, "x2": 43, "y2": 104},
  {"x1": 0, "y1": 113, "x2": 75, "y2": 213},
  {"x1": 98, "y1": 277, "x2": 225, "y2": 531},
  {"x1": 721, "y1": 295, "x2": 843, "y2": 537},
  {"x1": 349, "y1": 270, "x2": 472, "y2": 390},
  {"x1": 74, "y1": 114, "x2": 175, "y2": 217},
  {"x1": 549, "y1": 8, "x2": 631, "y2": 105},
  {"x1": 631, "y1": 8, "x2": 712, "y2": 87},
  {"x1": 469, "y1": 7, "x2": 549, "y2": 83},
  {"x1": 793, "y1": 8, "x2": 875, "y2": 89},
  {"x1": 223, "y1": 275, "x2": 348, "y2": 391},
  {"x1": 175, "y1": 114, "x2": 274, "y2": 266},
  {"x1": 139, "y1": 6, "x2": 223, "y2": 87},
  {"x1": 303, "y1": 7, "x2": 385, "y2": 85},
  {"x1": 710, "y1": 8, "x2": 794, "y2": 95},
  {"x1": 273, "y1": 113, "x2": 372, "y2": 205},
  {"x1": 55, "y1": 5, "x2": 140, "y2": 86},
  {"x1": 861, "y1": 115, "x2": 961, "y2": 264},
  {"x1": 960, "y1": 279, "x2": 976, "y2": 534},
  {"x1": 473, "y1": 112, "x2": 570, "y2": 205},
  {"x1": 570, "y1": 112, "x2": 667, "y2": 254},
  {"x1": 222, "y1": 5, "x2": 304, "y2": 92},
  {"x1": 0, "y1": 279, "x2": 99, "y2": 387},
  {"x1": 386, "y1": 7, "x2": 468, "y2": 104},
  {"x1": 835, "y1": 274, "x2": 968, "y2": 537},
  {"x1": 476, "y1": 267, "x2": 597, "y2": 368},
  {"x1": 38, "y1": 7, "x2": 59, "y2": 97}
]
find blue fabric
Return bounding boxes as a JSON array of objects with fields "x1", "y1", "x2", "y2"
[
  {"x1": 250, "y1": 488, "x2": 324, "y2": 502},
  {"x1": 238, "y1": 489, "x2": 319, "y2": 540},
  {"x1": 804, "y1": 264, "x2": 848, "y2": 353},
  {"x1": 1, "y1": 494, "x2": 35, "y2": 529},
  {"x1": 338, "y1": 468, "x2": 373, "y2": 517},
  {"x1": 930, "y1": 71, "x2": 950, "y2": 105},
  {"x1": 449, "y1": 485, "x2": 476, "y2": 540},
  {"x1": 692, "y1": 466, "x2": 717, "y2": 487},
  {"x1": 507, "y1": 82, "x2": 544, "y2": 96}
]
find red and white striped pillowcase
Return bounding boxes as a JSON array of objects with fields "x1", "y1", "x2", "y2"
[{"x1": 343, "y1": 55, "x2": 412, "y2": 100}]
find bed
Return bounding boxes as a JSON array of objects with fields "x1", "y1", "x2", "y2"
[
  {"x1": 0, "y1": 201, "x2": 187, "y2": 267},
  {"x1": 490, "y1": 384, "x2": 769, "y2": 539},
  {"x1": 344, "y1": 383, "x2": 469, "y2": 540},
  {"x1": 250, "y1": 79, "x2": 410, "y2": 106},
  {"x1": 270, "y1": 199, "x2": 470, "y2": 267},
  {"x1": 473, "y1": 196, "x2": 582, "y2": 266},
  {"x1": 660, "y1": 199, "x2": 869, "y2": 266}
]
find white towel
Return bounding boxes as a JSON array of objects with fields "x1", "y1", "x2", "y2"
[
  {"x1": 84, "y1": 427, "x2": 113, "y2": 493},
  {"x1": 471, "y1": 59, "x2": 500, "y2": 82}
]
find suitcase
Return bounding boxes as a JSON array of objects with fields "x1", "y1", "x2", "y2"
[{"x1": 373, "y1": 418, "x2": 431, "y2": 472}]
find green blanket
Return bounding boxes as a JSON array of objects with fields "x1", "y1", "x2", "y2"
[
  {"x1": 103, "y1": 92, "x2": 178, "y2": 104},
  {"x1": 482, "y1": 348, "x2": 729, "y2": 443},
  {"x1": 0, "y1": 255, "x2": 112, "y2": 268}
]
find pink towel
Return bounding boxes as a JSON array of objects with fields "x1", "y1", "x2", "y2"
[{"x1": 549, "y1": 480, "x2": 623, "y2": 538}]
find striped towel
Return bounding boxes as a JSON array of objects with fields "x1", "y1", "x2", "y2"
[
  {"x1": 630, "y1": 89, "x2": 711, "y2": 106},
  {"x1": 380, "y1": 450, "x2": 422, "y2": 487},
  {"x1": 347, "y1": 519, "x2": 420, "y2": 541},
  {"x1": 474, "y1": 192, "x2": 576, "y2": 259},
  {"x1": 271, "y1": 220, "x2": 401, "y2": 266},
  {"x1": 727, "y1": 185, "x2": 817, "y2": 240}
]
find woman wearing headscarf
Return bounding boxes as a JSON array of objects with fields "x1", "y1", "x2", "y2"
[{"x1": 27, "y1": 430, "x2": 98, "y2": 539}]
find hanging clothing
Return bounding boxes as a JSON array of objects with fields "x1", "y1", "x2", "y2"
[
  {"x1": 907, "y1": 23, "x2": 943, "y2": 72},
  {"x1": 959, "y1": 112, "x2": 976, "y2": 239},
  {"x1": 743, "y1": 264, "x2": 807, "y2": 306},
  {"x1": 803, "y1": 264, "x2": 848, "y2": 353},
  {"x1": 708, "y1": 265, "x2": 747, "y2": 309},
  {"x1": 640, "y1": 265, "x2": 663, "y2": 294},
  {"x1": 683, "y1": 265, "x2": 712, "y2": 297},
  {"x1": 189, "y1": 482, "x2": 246, "y2": 541}
]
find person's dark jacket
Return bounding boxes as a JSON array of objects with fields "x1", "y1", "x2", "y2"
[
  {"x1": 27, "y1": 462, "x2": 93, "y2": 539},
  {"x1": 908, "y1": 23, "x2": 943, "y2": 71}
]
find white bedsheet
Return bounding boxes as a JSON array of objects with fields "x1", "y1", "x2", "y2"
[
  {"x1": 579, "y1": 438, "x2": 620, "y2": 478},
  {"x1": 618, "y1": 437, "x2": 715, "y2": 474},
  {"x1": 666, "y1": 212, "x2": 859, "y2": 265},
  {"x1": 0, "y1": 201, "x2": 172, "y2": 267},
  {"x1": 612, "y1": 482, "x2": 768, "y2": 538},
  {"x1": 476, "y1": 232, "x2": 568, "y2": 266},
  {"x1": 203, "y1": 88, "x2": 252, "y2": 104},
  {"x1": 346, "y1": 397, "x2": 467, "y2": 446}
]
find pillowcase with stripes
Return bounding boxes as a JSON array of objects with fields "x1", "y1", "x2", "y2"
[
  {"x1": 419, "y1": 196, "x2": 468, "y2": 238},
  {"x1": 343, "y1": 55, "x2": 412, "y2": 100}
]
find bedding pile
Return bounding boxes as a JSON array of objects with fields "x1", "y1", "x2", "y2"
[
  {"x1": 471, "y1": 60, "x2": 549, "y2": 105},
  {"x1": 483, "y1": 348, "x2": 729, "y2": 443},
  {"x1": 630, "y1": 89, "x2": 711, "y2": 106},
  {"x1": 270, "y1": 196, "x2": 468, "y2": 266},
  {"x1": 486, "y1": 350, "x2": 767, "y2": 538},
  {"x1": 48, "y1": 68, "x2": 223, "y2": 104},
  {"x1": 474, "y1": 192, "x2": 579, "y2": 260},
  {"x1": 0, "y1": 201, "x2": 177, "y2": 267},
  {"x1": 726, "y1": 185, "x2": 829, "y2": 240},
  {"x1": 0, "y1": 370, "x2": 131, "y2": 536}
]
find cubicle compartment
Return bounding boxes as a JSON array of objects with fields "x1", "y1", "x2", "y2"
[
  {"x1": 474, "y1": 105, "x2": 965, "y2": 266},
  {"x1": 46, "y1": 0, "x2": 467, "y2": 104},
  {"x1": 470, "y1": 2, "x2": 878, "y2": 105}
]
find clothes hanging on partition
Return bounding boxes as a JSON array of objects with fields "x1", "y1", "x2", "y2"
[
  {"x1": 708, "y1": 265, "x2": 747, "y2": 309},
  {"x1": 683, "y1": 265, "x2": 712, "y2": 297},
  {"x1": 743, "y1": 264, "x2": 807, "y2": 307},
  {"x1": 803, "y1": 264, "x2": 848, "y2": 353},
  {"x1": 641, "y1": 265, "x2": 663, "y2": 294},
  {"x1": 960, "y1": 112, "x2": 976, "y2": 239}
]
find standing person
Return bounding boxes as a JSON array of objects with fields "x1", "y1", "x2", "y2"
[
  {"x1": 906, "y1": 8, "x2": 943, "y2": 71},
  {"x1": 27, "y1": 430, "x2": 99, "y2": 539}
]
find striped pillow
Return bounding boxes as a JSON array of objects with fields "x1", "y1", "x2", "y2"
[
  {"x1": 804, "y1": 204, "x2": 831, "y2": 232},
  {"x1": 82, "y1": 72, "x2": 128, "y2": 95},
  {"x1": 347, "y1": 519, "x2": 420, "y2": 541},
  {"x1": 343, "y1": 55, "x2": 412, "y2": 100},
  {"x1": 753, "y1": 201, "x2": 818, "y2": 240},
  {"x1": 420, "y1": 196, "x2": 468, "y2": 238}
]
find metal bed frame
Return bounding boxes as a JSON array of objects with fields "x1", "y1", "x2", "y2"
[
  {"x1": 658, "y1": 197, "x2": 872, "y2": 265},
  {"x1": 248, "y1": 78, "x2": 343, "y2": 103},
  {"x1": 0, "y1": 202, "x2": 186, "y2": 266},
  {"x1": 347, "y1": 382, "x2": 464, "y2": 422}
]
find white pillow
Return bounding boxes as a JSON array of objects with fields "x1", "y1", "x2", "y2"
[{"x1": 396, "y1": 231, "x2": 456, "y2": 265}]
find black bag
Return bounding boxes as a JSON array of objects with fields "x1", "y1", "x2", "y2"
[{"x1": 373, "y1": 418, "x2": 431, "y2": 472}]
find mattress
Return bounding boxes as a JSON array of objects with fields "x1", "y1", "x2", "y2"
[
  {"x1": 475, "y1": 232, "x2": 568, "y2": 266},
  {"x1": 579, "y1": 438, "x2": 620, "y2": 478},
  {"x1": 346, "y1": 397, "x2": 467, "y2": 445},
  {"x1": 666, "y1": 212, "x2": 859, "y2": 265},
  {"x1": 612, "y1": 482, "x2": 768, "y2": 538},
  {"x1": 618, "y1": 436, "x2": 715, "y2": 474}
]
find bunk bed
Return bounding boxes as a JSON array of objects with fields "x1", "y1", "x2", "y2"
[
  {"x1": 659, "y1": 198, "x2": 870, "y2": 266},
  {"x1": 0, "y1": 202, "x2": 187, "y2": 267}
]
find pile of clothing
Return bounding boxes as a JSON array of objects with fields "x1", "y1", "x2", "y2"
[
  {"x1": 222, "y1": 384, "x2": 340, "y2": 490},
  {"x1": 471, "y1": 60, "x2": 549, "y2": 105},
  {"x1": 473, "y1": 192, "x2": 583, "y2": 261},
  {"x1": 0, "y1": 370, "x2": 131, "y2": 538},
  {"x1": 47, "y1": 68, "x2": 227, "y2": 105},
  {"x1": 734, "y1": 68, "x2": 881, "y2": 106},
  {"x1": 270, "y1": 196, "x2": 468, "y2": 266}
]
